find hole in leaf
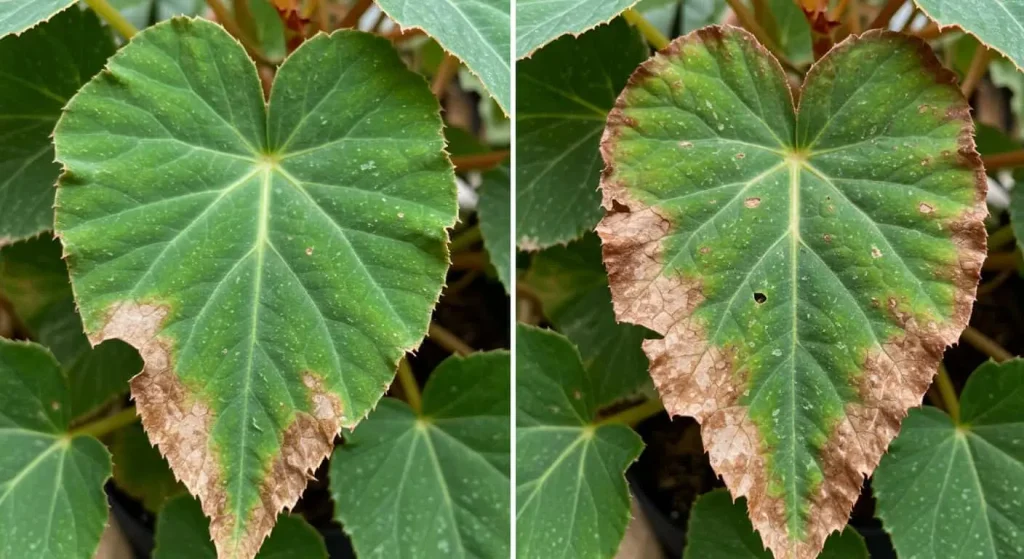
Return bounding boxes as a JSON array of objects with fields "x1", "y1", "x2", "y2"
[{"x1": 754, "y1": 292, "x2": 767, "y2": 304}]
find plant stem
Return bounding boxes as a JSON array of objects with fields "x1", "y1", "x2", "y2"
[
  {"x1": 934, "y1": 364, "x2": 960, "y2": 423},
  {"x1": 428, "y1": 323, "x2": 473, "y2": 355},
  {"x1": 962, "y1": 327, "x2": 1014, "y2": 362},
  {"x1": 622, "y1": 9, "x2": 670, "y2": 50},
  {"x1": 868, "y1": 0, "x2": 905, "y2": 30},
  {"x1": 432, "y1": 54, "x2": 459, "y2": 98},
  {"x1": 451, "y1": 150, "x2": 510, "y2": 172},
  {"x1": 449, "y1": 224, "x2": 482, "y2": 253},
  {"x1": 978, "y1": 269, "x2": 1014, "y2": 297},
  {"x1": 598, "y1": 398, "x2": 664, "y2": 427},
  {"x1": 396, "y1": 358, "x2": 422, "y2": 413},
  {"x1": 339, "y1": 0, "x2": 373, "y2": 28},
  {"x1": 83, "y1": 0, "x2": 139, "y2": 39},
  {"x1": 451, "y1": 251, "x2": 489, "y2": 271},
  {"x1": 960, "y1": 45, "x2": 992, "y2": 98},
  {"x1": 70, "y1": 407, "x2": 139, "y2": 439},
  {"x1": 911, "y1": 21, "x2": 944, "y2": 41},
  {"x1": 982, "y1": 250, "x2": 1021, "y2": 271},
  {"x1": 982, "y1": 149, "x2": 1024, "y2": 169},
  {"x1": 989, "y1": 223, "x2": 1016, "y2": 249}
]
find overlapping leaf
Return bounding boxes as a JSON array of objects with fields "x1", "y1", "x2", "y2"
[
  {"x1": 0, "y1": 0, "x2": 75, "y2": 37},
  {"x1": 478, "y1": 164, "x2": 512, "y2": 291},
  {"x1": 914, "y1": 0, "x2": 1024, "y2": 72},
  {"x1": 874, "y1": 359, "x2": 1024, "y2": 558},
  {"x1": 516, "y1": 325, "x2": 644, "y2": 558},
  {"x1": 598, "y1": 27, "x2": 986, "y2": 557},
  {"x1": 0, "y1": 8, "x2": 114, "y2": 245},
  {"x1": 516, "y1": 0, "x2": 638, "y2": 58},
  {"x1": 374, "y1": 0, "x2": 510, "y2": 113},
  {"x1": 0, "y1": 339, "x2": 112, "y2": 559},
  {"x1": 331, "y1": 351, "x2": 510, "y2": 557},
  {"x1": 54, "y1": 20, "x2": 456, "y2": 559},
  {"x1": 517, "y1": 18, "x2": 647, "y2": 249}
]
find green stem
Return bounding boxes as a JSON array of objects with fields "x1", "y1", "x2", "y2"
[
  {"x1": 935, "y1": 364, "x2": 960, "y2": 423},
  {"x1": 428, "y1": 322, "x2": 474, "y2": 356},
  {"x1": 598, "y1": 398, "x2": 664, "y2": 427},
  {"x1": 83, "y1": 0, "x2": 138, "y2": 39},
  {"x1": 989, "y1": 224, "x2": 1016, "y2": 250},
  {"x1": 396, "y1": 358, "x2": 422, "y2": 413},
  {"x1": 70, "y1": 406, "x2": 139, "y2": 439},
  {"x1": 449, "y1": 224, "x2": 482, "y2": 253},
  {"x1": 961, "y1": 326, "x2": 1014, "y2": 362},
  {"x1": 622, "y1": 9, "x2": 670, "y2": 50}
]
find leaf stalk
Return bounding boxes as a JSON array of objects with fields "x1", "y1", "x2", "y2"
[
  {"x1": 934, "y1": 364, "x2": 960, "y2": 423},
  {"x1": 83, "y1": 0, "x2": 139, "y2": 39},
  {"x1": 396, "y1": 358, "x2": 422, "y2": 413},
  {"x1": 69, "y1": 406, "x2": 139, "y2": 439},
  {"x1": 961, "y1": 327, "x2": 1014, "y2": 362},
  {"x1": 622, "y1": 9, "x2": 670, "y2": 51},
  {"x1": 598, "y1": 398, "x2": 664, "y2": 427},
  {"x1": 451, "y1": 150, "x2": 510, "y2": 172},
  {"x1": 428, "y1": 323, "x2": 473, "y2": 356}
]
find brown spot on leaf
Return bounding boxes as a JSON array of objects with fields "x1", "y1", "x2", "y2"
[
  {"x1": 679, "y1": 141, "x2": 694, "y2": 149},
  {"x1": 919, "y1": 202, "x2": 934, "y2": 214},
  {"x1": 699, "y1": 246, "x2": 711, "y2": 255},
  {"x1": 305, "y1": 247, "x2": 313, "y2": 256},
  {"x1": 822, "y1": 234, "x2": 832, "y2": 243},
  {"x1": 871, "y1": 247, "x2": 882, "y2": 258},
  {"x1": 744, "y1": 197, "x2": 761, "y2": 208},
  {"x1": 736, "y1": 152, "x2": 746, "y2": 159}
]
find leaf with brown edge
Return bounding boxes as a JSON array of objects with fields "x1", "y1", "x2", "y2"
[
  {"x1": 597, "y1": 26, "x2": 986, "y2": 558},
  {"x1": 53, "y1": 19, "x2": 456, "y2": 559}
]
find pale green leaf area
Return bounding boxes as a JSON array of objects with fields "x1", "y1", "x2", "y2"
[
  {"x1": 0, "y1": 8, "x2": 114, "y2": 245},
  {"x1": 516, "y1": 0, "x2": 638, "y2": 58},
  {"x1": 111, "y1": 422, "x2": 185, "y2": 512},
  {"x1": 331, "y1": 351, "x2": 511, "y2": 558},
  {"x1": 0, "y1": 237, "x2": 142, "y2": 420},
  {"x1": 374, "y1": 0, "x2": 510, "y2": 113},
  {"x1": 54, "y1": 19, "x2": 456, "y2": 555},
  {"x1": 0, "y1": 0, "x2": 75, "y2": 37},
  {"x1": 154, "y1": 494, "x2": 328, "y2": 559},
  {"x1": 525, "y1": 234, "x2": 653, "y2": 407},
  {"x1": 516, "y1": 18, "x2": 647, "y2": 249},
  {"x1": 0, "y1": 339, "x2": 111, "y2": 559},
  {"x1": 516, "y1": 325, "x2": 644, "y2": 559},
  {"x1": 109, "y1": 0, "x2": 205, "y2": 29},
  {"x1": 914, "y1": 0, "x2": 1024, "y2": 72},
  {"x1": 684, "y1": 489, "x2": 868, "y2": 558},
  {"x1": 478, "y1": 164, "x2": 512, "y2": 292},
  {"x1": 875, "y1": 359, "x2": 1024, "y2": 559}
]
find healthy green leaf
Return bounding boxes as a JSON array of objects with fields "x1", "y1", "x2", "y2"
[
  {"x1": 516, "y1": 0, "x2": 638, "y2": 58},
  {"x1": 153, "y1": 494, "x2": 328, "y2": 559},
  {"x1": 111, "y1": 422, "x2": 184, "y2": 513},
  {"x1": 0, "y1": 237, "x2": 142, "y2": 420},
  {"x1": 331, "y1": 351, "x2": 511, "y2": 558},
  {"x1": 0, "y1": 7, "x2": 114, "y2": 245},
  {"x1": 874, "y1": 359, "x2": 1024, "y2": 559},
  {"x1": 755, "y1": 0, "x2": 812, "y2": 65},
  {"x1": 54, "y1": 20, "x2": 456, "y2": 558},
  {"x1": 598, "y1": 27, "x2": 986, "y2": 557},
  {"x1": 0, "y1": 0, "x2": 75, "y2": 37},
  {"x1": 516, "y1": 325, "x2": 644, "y2": 558},
  {"x1": 516, "y1": 18, "x2": 647, "y2": 249},
  {"x1": 914, "y1": 0, "x2": 1024, "y2": 72},
  {"x1": 0, "y1": 339, "x2": 112, "y2": 559},
  {"x1": 373, "y1": 0, "x2": 510, "y2": 113},
  {"x1": 684, "y1": 489, "x2": 868, "y2": 559},
  {"x1": 478, "y1": 164, "x2": 512, "y2": 291},
  {"x1": 525, "y1": 234, "x2": 652, "y2": 407}
]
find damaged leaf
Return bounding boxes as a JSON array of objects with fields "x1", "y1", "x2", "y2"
[
  {"x1": 913, "y1": 0, "x2": 1024, "y2": 72},
  {"x1": 516, "y1": 0, "x2": 638, "y2": 58},
  {"x1": 478, "y1": 164, "x2": 512, "y2": 291},
  {"x1": 516, "y1": 325, "x2": 644, "y2": 558},
  {"x1": 54, "y1": 20, "x2": 456, "y2": 559},
  {"x1": 598, "y1": 27, "x2": 986, "y2": 558},
  {"x1": 0, "y1": 8, "x2": 114, "y2": 246},
  {"x1": 0, "y1": 339, "x2": 112, "y2": 559},
  {"x1": 0, "y1": 0, "x2": 75, "y2": 37},
  {"x1": 874, "y1": 359, "x2": 1024, "y2": 558},
  {"x1": 330, "y1": 351, "x2": 511, "y2": 557}
]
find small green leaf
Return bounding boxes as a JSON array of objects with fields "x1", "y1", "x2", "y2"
[
  {"x1": 373, "y1": 0, "x2": 510, "y2": 113},
  {"x1": 684, "y1": 489, "x2": 868, "y2": 559},
  {"x1": 111, "y1": 422, "x2": 184, "y2": 513},
  {"x1": 331, "y1": 351, "x2": 511, "y2": 557},
  {"x1": 0, "y1": 339, "x2": 112, "y2": 559},
  {"x1": 914, "y1": 0, "x2": 1024, "y2": 72},
  {"x1": 54, "y1": 20, "x2": 456, "y2": 558},
  {"x1": 0, "y1": 0, "x2": 76, "y2": 37},
  {"x1": 525, "y1": 234, "x2": 652, "y2": 407},
  {"x1": 153, "y1": 494, "x2": 327, "y2": 559},
  {"x1": 516, "y1": 325, "x2": 644, "y2": 558},
  {"x1": 0, "y1": 8, "x2": 114, "y2": 245},
  {"x1": 516, "y1": 18, "x2": 647, "y2": 249},
  {"x1": 598, "y1": 27, "x2": 986, "y2": 556},
  {"x1": 874, "y1": 359, "x2": 1024, "y2": 559},
  {"x1": 516, "y1": 0, "x2": 638, "y2": 58},
  {"x1": 478, "y1": 164, "x2": 512, "y2": 291}
]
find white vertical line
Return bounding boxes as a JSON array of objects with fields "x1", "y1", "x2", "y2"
[{"x1": 508, "y1": 0, "x2": 518, "y2": 556}]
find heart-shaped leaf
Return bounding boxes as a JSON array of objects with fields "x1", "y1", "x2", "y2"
[
  {"x1": 516, "y1": 325, "x2": 644, "y2": 558},
  {"x1": 330, "y1": 351, "x2": 511, "y2": 557},
  {"x1": 0, "y1": 339, "x2": 112, "y2": 559},
  {"x1": 478, "y1": 164, "x2": 512, "y2": 291},
  {"x1": 874, "y1": 359, "x2": 1024, "y2": 558},
  {"x1": 0, "y1": 8, "x2": 114, "y2": 245},
  {"x1": 516, "y1": 0, "x2": 638, "y2": 58},
  {"x1": 0, "y1": 0, "x2": 75, "y2": 37},
  {"x1": 374, "y1": 0, "x2": 510, "y2": 113},
  {"x1": 913, "y1": 0, "x2": 1024, "y2": 72},
  {"x1": 54, "y1": 19, "x2": 456, "y2": 558},
  {"x1": 598, "y1": 27, "x2": 986, "y2": 557}
]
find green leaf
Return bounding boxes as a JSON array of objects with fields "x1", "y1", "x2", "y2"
[
  {"x1": 525, "y1": 234, "x2": 652, "y2": 407},
  {"x1": 331, "y1": 351, "x2": 510, "y2": 557},
  {"x1": 755, "y1": 0, "x2": 812, "y2": 65},
  {"x1": 373, "y1": 0, "x2": 510, "y2": 113},
  {"x1": 0, "y1": 8, "x2": 115, "y2": 246},
  {"x1": 0, "y1": 0, "x2": 75, "y2": 37},
  {"x1": 914, "y1": 0, "x2": 1024, "y2": 72},
  {"x1": 153, "y1": 494, "x2": 328, "y2": 559},
  {"x1": 108, "y1": 0, "x2": 206, "y2": 29},
  {"x1": 516, "y1": 325, "x2": 644, "y2": 558},
  {"x1": 0, "y1": 237, "x2": 142, "y2": 420},
  {"x1": 111, "y1": 422, "x2": 184, "y2": 513},
  {"x1": 516, "y1": 0, "x2": 638, "y2": 58},
  {"x1": 516, "y1": 18, "x2": 648, "y2": 249},
  {"x1": 54, "y1": 20, "x2": 456, "y2": 558},
  {"x1": 478, "y1": 164, "x2": 512, "y2": 291},
  {"x1": 598, "y1": 27, "x2": 986, "y2": 557},
  {"x1": 0, "y1": 339, "x2": 112, "y2": 559},
  {"x1": 684, "y1": 489, "x2": 868, "y2": 559},
  {"x1": 874, "y1": 359, "x2": 1024, "y2": 559}
]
